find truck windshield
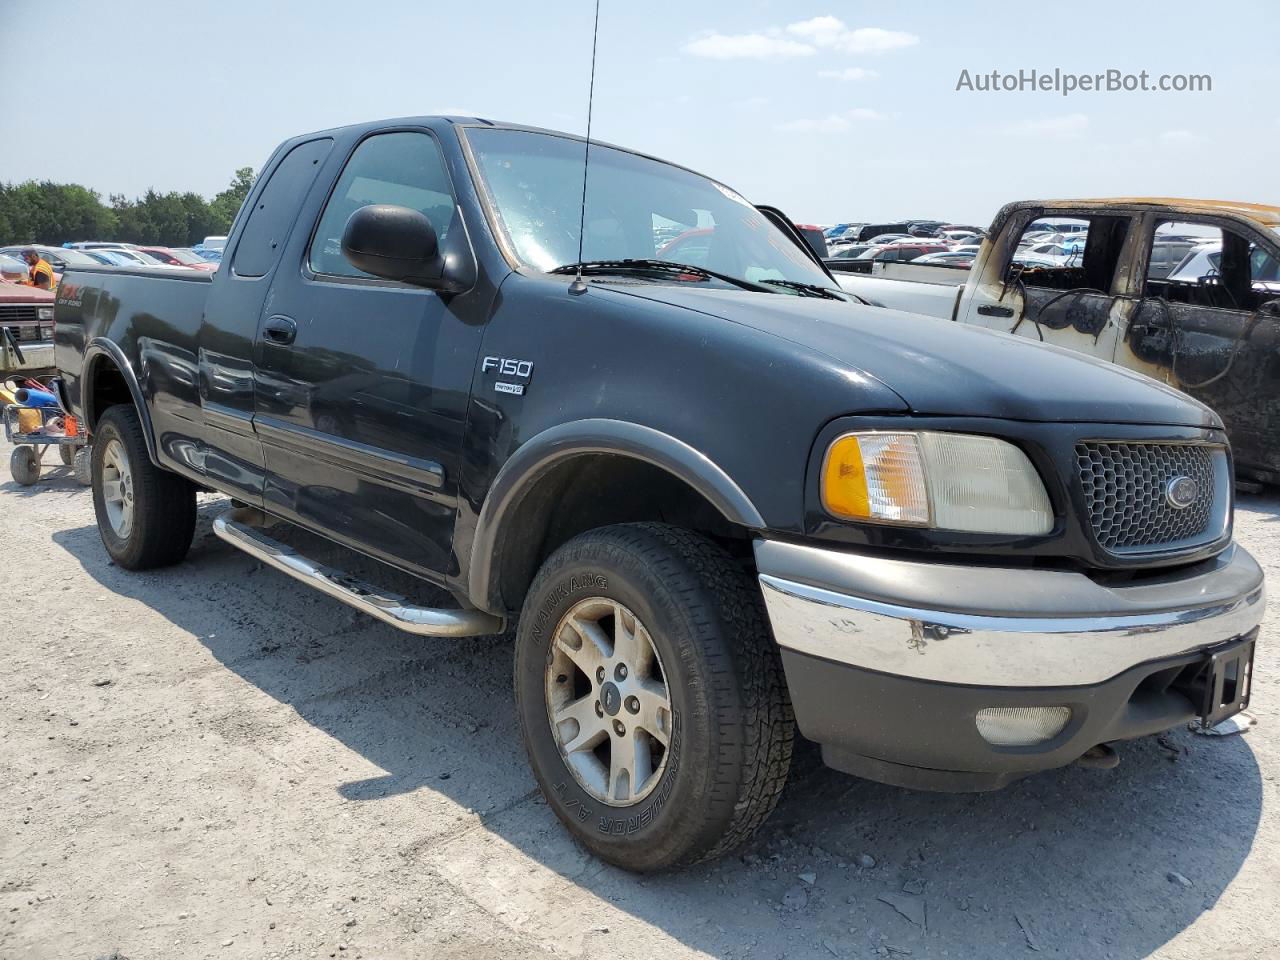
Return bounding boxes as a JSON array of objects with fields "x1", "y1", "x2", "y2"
[{"x1": 466, "y1": 127, "x2": 835, "y2": 291}]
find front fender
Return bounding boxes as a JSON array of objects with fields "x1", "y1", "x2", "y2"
[{"x1": 466, "y1": 418, "x2": 766, "y2": 611}]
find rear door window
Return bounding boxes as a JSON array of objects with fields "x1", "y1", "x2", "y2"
[{"x1": 232, "y1": 138, "x2": 333, "y2": 278}]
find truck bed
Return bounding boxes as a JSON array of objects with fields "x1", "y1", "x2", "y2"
[
  {"x1": 831, "y1": 260, "x2": 968, "y2": 319},
  {"x1": 54, "y1": 265, "x2": 214, "y2": 424}
]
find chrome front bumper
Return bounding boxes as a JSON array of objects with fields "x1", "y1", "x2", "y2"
[{"x1": 756, "y1": 539, "x2": 1265, "y2": 688}]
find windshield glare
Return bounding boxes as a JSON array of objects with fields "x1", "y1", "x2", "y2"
[{"x1": 466, "y1": 127, "x2": 835, "y2": 290}]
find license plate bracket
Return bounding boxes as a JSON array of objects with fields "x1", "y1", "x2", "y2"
[{"x1": 1179, "y1": 633, "x2": 1256, "y2": 729}]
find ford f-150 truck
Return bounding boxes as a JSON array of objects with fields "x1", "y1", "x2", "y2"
[
  {"x1": 832, "y1": 198, "x2": 1280, "y2": 486},
  {"x1": 53, "y1": 118, "x2": 1264, "y2": 871}
]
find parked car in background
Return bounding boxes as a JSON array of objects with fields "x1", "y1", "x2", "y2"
[
  {"x1": 191, "y1": 244, "x2": 224, "y2": 262},
  {"x1": 828, "y1": 243, "x2": 875, "y2": 260},
  {"x1": 200, "y1": 235, "x2": 228, "y2": 251},
  {"x1": 0, "y1": 244, "x2": 106, "y2": 280},
  {"x1": 913, "y1": 250, "x2": 977, "y2": 267},
  {"x1": 136, "y1": 246, "x2": 218, "y2": 271},
  {"x1": 824, "y1": 222, "x2": 866, "y2": 240},
  {"x1": 0, "y1": 254, "x2": 27, "y2": 281}
]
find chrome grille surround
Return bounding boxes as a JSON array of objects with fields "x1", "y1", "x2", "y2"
[{"x1": 1076, "y1": 441, "x2": 1226, "y2": 553}]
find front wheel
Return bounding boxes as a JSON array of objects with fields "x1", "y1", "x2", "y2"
[
  {"x1": 514, "y1": 523, "x2": 794, "y2": 871},
  {"x1": 91, "y1": 406, "x2": 196, "y2": 569}
]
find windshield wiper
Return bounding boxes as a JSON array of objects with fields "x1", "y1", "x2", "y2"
[
  {"x1": 756, "y1": 278, "x2": 848, "y2": 300},
  {"x1": 550, "y1": 259, "x2": 773, "y2": 294}
]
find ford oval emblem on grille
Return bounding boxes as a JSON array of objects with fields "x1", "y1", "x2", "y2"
[{"x1": 1165, "y1": 475, "x2": 1199, "y2": 510}]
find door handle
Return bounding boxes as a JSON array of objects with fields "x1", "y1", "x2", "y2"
[
  {"x1": 977, "y1": 304, "x2": 1014, "y2": 318},
  {"x1": 262, "y1": 315, "x2": 297, "y2": 345}
]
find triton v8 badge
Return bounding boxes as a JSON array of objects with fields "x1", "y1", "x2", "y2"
[{"x1": 482, "y1": 355, "x2": 534, "y2": 396}]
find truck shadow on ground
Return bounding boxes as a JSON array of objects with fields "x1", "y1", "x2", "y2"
[{"x1": 52, "y1": 498, "x2": 1265, "y2": 960}]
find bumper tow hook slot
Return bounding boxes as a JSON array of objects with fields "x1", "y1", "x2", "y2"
[{"x1": 1075, "y1": 743, "x2": 1120, "y2": 770}]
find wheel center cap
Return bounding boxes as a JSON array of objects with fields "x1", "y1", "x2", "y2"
[{"x1": 600, "y1": 681, "x2": 622, "y2": 717}]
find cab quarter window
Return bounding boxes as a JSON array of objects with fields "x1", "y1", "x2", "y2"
[
  {"x1": 1005, "y1": 214, "x2": 1128, "y2": 293},
  {"x1": 232, "y1": 137, "x2": 333, "y2": 278},
  {"x1": 309, "y1": 131, "x2": 456, "y2": 279},
  {"x1": 1145, "y1": 220, "x2": 1280, "y2": 312}
]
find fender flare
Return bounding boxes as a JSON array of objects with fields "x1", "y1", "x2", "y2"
[
  {"x1": 467, "y1": 418, "x2": 766, "y2": 612},
  {"x1": 83, "y1": 338, "x2": 159, "y2": 464}
]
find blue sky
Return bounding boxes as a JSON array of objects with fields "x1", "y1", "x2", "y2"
[{"x1": 2, "y1": 0, "x2": 1276, "y2": 225}]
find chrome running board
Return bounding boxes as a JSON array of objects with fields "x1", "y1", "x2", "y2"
[{"x1": 212, "y1": 507, "x2": 505, "y2": 637}]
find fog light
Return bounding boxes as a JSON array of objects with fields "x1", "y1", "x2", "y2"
[{"x1": 975, "y1": 706, "x2": 1071, "y2": 746}]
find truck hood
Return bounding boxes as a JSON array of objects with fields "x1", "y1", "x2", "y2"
[{"x1": 615, "y1": 285, "x2": 1217, "y2": 427}]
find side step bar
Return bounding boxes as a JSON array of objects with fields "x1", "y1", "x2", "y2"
[{"x1": 212, "y1": 507, "x2": 506, "y2": 637}]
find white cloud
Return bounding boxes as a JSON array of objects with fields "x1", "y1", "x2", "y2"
[
  {"x1": 1007, "y1": 113, "x2": 1090, "y2": 139},
  {"x1": 683, "y1": 31, "x2": 814, "y2": 60},
  {"x1": 819, "y1": 67, "x2": 878, "y2": 82},
  {"x1": 786, "y1": 17, "x2": 919, "y2": 54},
  {"x1": 1159, "y1": 129, "x2": 1203, "y2": 145},
  {"x1": 776, "y1": 108, "x2": 883, "y2": 134}
]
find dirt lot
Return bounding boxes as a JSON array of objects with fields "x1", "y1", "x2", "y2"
[{"x1": 2, "y1": 449, "x2": 1278, "y2": 960}]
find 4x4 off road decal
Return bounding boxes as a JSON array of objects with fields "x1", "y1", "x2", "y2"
[{"x1": 481, "y1": 355, "x2": 534, "y2": 396}]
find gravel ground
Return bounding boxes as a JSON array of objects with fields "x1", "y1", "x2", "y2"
[{"x1": 2, "y1": 450, "x2": 1278, "y2": 960}]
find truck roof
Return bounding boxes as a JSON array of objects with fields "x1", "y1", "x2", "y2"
[{"x1": 1012, "y1": 197, "x2": 1280, "y2": 229}]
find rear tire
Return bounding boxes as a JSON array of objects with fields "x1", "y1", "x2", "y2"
[
  {"x1": 59, "y1": 444, "x2": 75, "y2": 466},
  {"x1": 514, "y1": 523, "x2": 793, "y2": 871},
  {"x1": 91, "y1": 406, "x2": 196, "y2": 569},
  {"x1": 10, "y1": 447, "x2": 39, "y2": 486},
  {"x1": 73, "y1": 447, "x2": 92, "y2": 486}
]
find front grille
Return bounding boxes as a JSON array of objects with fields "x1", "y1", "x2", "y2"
[
  {"x1": 0, "y1": 304, "x2": 39, "y2": 324},
  {"x1": 1076, "y1": 442, "x2": 1219, "y2": 552}
]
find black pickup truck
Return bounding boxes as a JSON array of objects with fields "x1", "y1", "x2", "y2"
[{"x1": 53, "y1": 116, "x2": 1263, "y2": 871}]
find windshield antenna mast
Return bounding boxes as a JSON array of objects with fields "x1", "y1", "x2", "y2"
[{"x1": 569, "y1": 0, "x2": 602, "y2": 295}]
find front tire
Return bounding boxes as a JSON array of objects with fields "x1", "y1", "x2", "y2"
[
  {"x1": 91, "y1": 406, "x2": 196, "y2": 570},
  {"x1": 514, "y1": 523, "x2": 794, "y2": 871}
]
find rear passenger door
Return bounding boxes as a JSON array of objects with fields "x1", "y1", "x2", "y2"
[
  {"x1": 1121, "y1": 217, "x2": 1280, "y2": 478},
  {"x1": 198, "y1": 137, "x2": 334, "y2": 503},
  {"x1": 251, "y1": 128, "x2": 484, "y2": 579}
]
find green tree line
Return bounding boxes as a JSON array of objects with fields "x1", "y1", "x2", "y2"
[{"x1": 0, "y1": 167, "x2": 255, "y2": 248}]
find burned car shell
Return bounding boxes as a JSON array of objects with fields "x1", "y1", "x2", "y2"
[{"x1": 962, "y1": 199, "x2": 1280, "y2": 485}]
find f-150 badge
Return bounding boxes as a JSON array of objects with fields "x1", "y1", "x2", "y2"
[{"x1": 482, "y1": 356, "x2": 534, "y2": 396}]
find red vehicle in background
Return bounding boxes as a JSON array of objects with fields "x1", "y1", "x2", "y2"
[
  {"x1": 0, "y1": 257, "x2": 57, "y2": 377},
  {"x1": 135, "y1": 246, "x2": 218, "y2": 271}
]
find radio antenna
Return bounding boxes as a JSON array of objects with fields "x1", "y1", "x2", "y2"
[{"x1": 569, "y1": 0, "x2": 602, "y2": 295}]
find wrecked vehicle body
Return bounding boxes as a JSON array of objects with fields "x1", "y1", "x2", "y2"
[{"x1": 834, "y1": 199, "x2": 1280, "y2": 485}]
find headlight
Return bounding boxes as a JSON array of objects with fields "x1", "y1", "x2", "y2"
[
  {"x1": 821, "y1": 431, "x2": 1053, "y2": 535},
  {"x1": 37, "y1": 307, "x2": 54, "y2": 320}
]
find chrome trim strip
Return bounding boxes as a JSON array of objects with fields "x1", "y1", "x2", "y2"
[
  {"x1": 256, "y1": 415, "x2": 446, "y2": 492},
  {"x1": 758, "y1": 562, "x2": 1265, "y2": 688},
  {"x1": 213, "y1": 507, "x2": 504, "y2": 637}
]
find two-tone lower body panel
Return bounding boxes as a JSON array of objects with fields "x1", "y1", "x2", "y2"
[{"x1": 755, "y1": 539, "x2": 1265, "y2": 791}]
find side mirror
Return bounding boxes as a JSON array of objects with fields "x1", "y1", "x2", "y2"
[
  {"x1": 1259, "y1": 299, "x2": 1280, "y2": 318},
  {"x1": 341, "y1": 204, "x2": 442, "y2": 286}
]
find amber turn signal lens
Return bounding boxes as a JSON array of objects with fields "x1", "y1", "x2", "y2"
[{"x1": 821, "y1": 432, "x2": 930, "y2": 525}]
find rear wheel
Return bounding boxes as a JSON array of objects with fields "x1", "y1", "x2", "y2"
[
  {"x1": 59, "y1": 444, "x2": 75, "y2": 466},
  {"x1": 515, "y1": 523, "x2": 793, "y2": 871},
  {"x1": 91, "y1": 406, "x2": 196, "y2": 569},
  {"x1": 9, "y1": 446, "x2": 39, "y2": 486},
  {"x1": 72, "y1": 447, "x2": 92, "y2": 486}
]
